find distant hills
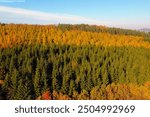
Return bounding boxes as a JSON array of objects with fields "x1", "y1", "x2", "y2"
[{"x1": 139, "y1": 28, "x2": 150, "y2": 33}]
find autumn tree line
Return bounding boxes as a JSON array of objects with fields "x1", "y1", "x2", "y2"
[{"x1": 0, "y1": 23, "x2": 150, "y2": 100}]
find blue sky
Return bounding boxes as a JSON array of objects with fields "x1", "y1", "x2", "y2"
[{"x1": 0, "y1": 0, "x2": 150, "y2": 29}]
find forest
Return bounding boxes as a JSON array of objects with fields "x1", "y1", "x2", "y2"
[{"x1": 0, "y1": 23, "x2": 150, "y2": 100}]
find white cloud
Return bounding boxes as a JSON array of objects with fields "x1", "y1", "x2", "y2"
[
  {"x1": 0, "y1": 0, "x2": 25, "y2": 3},
  {"x1": 0, "y1": 5, "x2": 149, "y2": 29},
  {"x1": 0, "y1": 5, "x2": 105, "y2": 25}
]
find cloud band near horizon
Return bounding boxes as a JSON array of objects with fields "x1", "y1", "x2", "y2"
[
  {"x1": 0, "y1": 5, "x2": 149, "y2": 29},
  {"x1": 0, "y1": 5, "x2": 105, "y2": 25}
]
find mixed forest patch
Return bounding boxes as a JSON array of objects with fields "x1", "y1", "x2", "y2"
[{"x1": 0, "y1": 24, "x2": 150, "y2": 100}]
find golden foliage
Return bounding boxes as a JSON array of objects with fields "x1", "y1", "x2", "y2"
[
  {"x1": 52, "y1": 91, "x2": 71, "y2": 100},
  {"x1": 36, "y1": 82, "x2": 150, "y2": 100},
  {"x1": 0, "y1": 80, "x2": 4, "y2": 85},
  {"x1": 90, "y1": 83, "x2": 150, "y2": 100},
  {"x1": 0, "y1": 24, "x2": 150, "y2": 48}
]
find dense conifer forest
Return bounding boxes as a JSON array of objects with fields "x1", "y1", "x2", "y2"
[{"x1": 0, "y1": 24, "x2": 150, "y2": 100}]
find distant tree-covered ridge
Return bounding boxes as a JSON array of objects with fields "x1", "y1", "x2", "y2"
[{"x1": 0, "y1": 24, "x2": 150, "y2": 100}]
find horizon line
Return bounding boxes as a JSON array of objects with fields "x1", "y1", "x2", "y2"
[{"x1": 0, "y1": 5, "x2": 149, "y2": 30}]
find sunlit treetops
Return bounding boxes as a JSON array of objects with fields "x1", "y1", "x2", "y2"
[{"x1": 0, "y1": 24, "x2": 150, "y2": 48}]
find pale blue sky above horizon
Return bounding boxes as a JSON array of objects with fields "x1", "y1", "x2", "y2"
[{"x1": 0, "y1": 0, "x2": 150, "y2": 29}]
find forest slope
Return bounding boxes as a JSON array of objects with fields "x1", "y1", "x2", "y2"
[{"x1": 0, "y1": 24, "x2": 150, "y2": 100}]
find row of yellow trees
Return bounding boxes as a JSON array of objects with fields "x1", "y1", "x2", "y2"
[
  {"x1": 38, "y1": 82, "x2": 150, "y2": 100},
  {"x1": 0, "y1": 24, "x2": 150, "y2": 48}
]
